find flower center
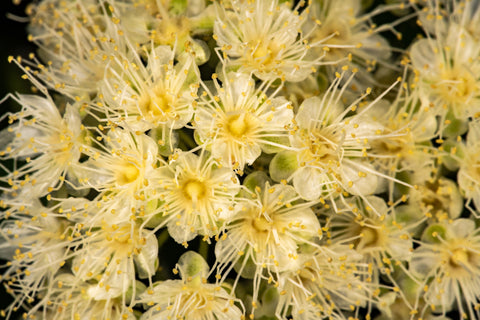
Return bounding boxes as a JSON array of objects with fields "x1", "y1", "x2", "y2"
[
  {"x1": 252, "y1": 214, "x2": 272, "y2": 233},
  {"x1": 302, "y1": 130, "x2": 338, "y2": 166},
  {"x1": 225, "y1": 112, "x2": 256, "y2": 138},
  {"x1": 355, "y1": 225, "x2": 385, "y2": 252},
  {"x1": 110, "y1": 224, "x2": 134, "y2": 244},
  {"x1": 449, "y1": 248, "x2": 469, "y2": 268},
  {"x1": 182, "y1": 179, "x2": 207, "y2": 203},
  {"x1": 313, "y1": 20, "x2": 352, "y2": 60},
  {"x1": 142, "y1": 90, "x2": 173, "y2": 119},
  {"x1": 116, "y1": 162, "x2": 140, "y2": 185},
  {"x1": 249, "y1": 41, "x2": 278, "y2": 67},
  {"x1": 435, "y1": 67, "x2": 476, "y2": 105},
  {"x1": 371, "y1": 131, "x2": 411, "y2": 156},
  {"x1": 468, "y1": 159, "x2": 480, "y2": 179}
]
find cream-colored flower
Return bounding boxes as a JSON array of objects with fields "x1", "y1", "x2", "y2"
[
  {"x1": 36, "y1": 273, "x2": 136, "y2": 320},
  {"x1": 407, "y1": 176, "x2": 463, "y2": 222},
  {"x1": 140, "y1": 251, "x2": 244, "y2": 320},
  {"x1": 1, "y1": 94, "x2": 85, "y2": 197},
  {"x1": 275, "y1": 245, "x2": 372, "y2": 320},
  {"x1": 215, "y1": 182, "x2": 321, "y2": 303},
  {"x1": 71, "y1": 220, "x2": 158, "y2": 299},
  {"x1": 364, "y1": 86, "x2": 438, "y2": 190},
  {"x1": 410, "y1": 218, "x2": 480, "y2": 319},
  {"x1": 410, "y1": 3, "x2": 480, "y2": 126},
  {"x1": 148, "y1": 150, "x2": 240, "y2": 244},
  {"x1": 306, "y1": 0, "x2": 402, "y2": 88},
  {"x1": 323, "y1": 196, "x2": 414, "y2": 289},
  {"x1": 195, "y1": 72, "x2": 293, "y2": 172},
  {"x1": 25, "y1": 0, "x2": 126, "y2": 98},
  {"x1": 119, "y1": 0, "x2": 215, "y2": 63},
  {"x1": 100, "y1": 45, "x2": 199, "y2": 134},
  {"x1": 287, "y1": 72, "x2": 402, "y2": 201},
  {"x1": 0, "y1": 201, "x2": 74, "y2": 319},
  {"x1": 214, "y1": 0, "x2": 324, "y2": 82},
  {"x1": 457, "y1": 121, "x2": 480, "y2": 210},
  {"x1": 79, "y1": 128, "x2": 159, "y2": 222}
]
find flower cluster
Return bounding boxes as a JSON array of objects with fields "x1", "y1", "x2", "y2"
[{"x1": 1, "y1": 0, "x2": 480, "y2": 319}]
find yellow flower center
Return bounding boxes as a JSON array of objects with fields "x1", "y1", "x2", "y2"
[
  {"x1": 359, "y1": 226, "x2": 380, "y2": 248},
  {"x1": 443, "y1": 239, "x2": 479, "y2": 278},
  {"x1": 142, "y1": 90, "x2": 173, "y2": 119},
  {"x1": 435, "y1": 67, "x2": 476, "y2": 106},
  {"x1": 449, "y1": 248, "x2": 469, "y2": 268},
  {"x1": 104, "y1": 223, "x2": 146, "y2": 255},
  {"x1": 116, "y1": 162, "x2": 140, "y2": 185},
  {"x1": 252, "y1": 214, "x2": 272, "y2": 233},
  {"x1": 182, "y1": 179, "x2": 207, "y2": 203},
  {"x1": 225, "y1": 112, "x2": 257, "y2": 139},
  {"x1": 249, "y1": 41, "x2": 278, "y2": 67},
  {"x1": 301, "y1": 130, "x2": 338, "y2": 166}
]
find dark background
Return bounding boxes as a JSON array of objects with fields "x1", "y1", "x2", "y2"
[{"x1": 0, "y1": 0, "x2": 35, "y2": 116}]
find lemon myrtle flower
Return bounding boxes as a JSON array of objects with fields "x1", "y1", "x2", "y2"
[
  {"x1": 410, "y1": 218, "x2": 480, "y2": 319},
  {"x1": 139, "y1": 251, "x2": 244, "y2": 320},
  {"x1": 147, "y1": 150, "x2": 240, "y2": 245},
  {"x1": 457, "y1": 121, "x2": 480, "y2": 211},
  {"x1": 365, "y1": 88, "x2": 438, "y2": 184},
  {"x1": 275, "y1": 245, "x2": 373, "y2": 320},
  {"x1": 3, "y1": 0, "x2": 480, "y2": 318},
  {"x1": 99, "y1": 45, "x2": 199, "y2": 134},
  {"x1": 306, "y1": 0, "x2": 405, "y2": 88},
  {"x1": 119, "y1": 0, "x2": 215, "y2": 63},
  {"x1": 25, "y1": 0, "x2": 128, "y2": 98},
  {"x1": 323, "y1": 196, "x2": 414, "y2": 291},
  {"x1": 78, "y1": 128, "x2": 159, "y2": 222},
  {"x1": 0, "y1": 201, "x2": 74, "y2": 319},
  {"x1": 410, "y1": 2, "x2": 480, "y2": 131},
  {"x1": 215, "y1": 181, "x2": 321, "y2": 305},
  {"x1": 0, "y1": 94, "x2": 85, "y2": 198},
  {"x1": 214, "y1": 0, "x2": 325, "y2": 82},
  {"x1": 279, "y1": 71, "x2": 403, "y2": 202},
  {"x1": 194, "y1": 71, "x2": 294, "y2": 172},
  {"x1": 37, "y1": 273, "x2": 136, "y2": 320},
  {"x1": 70, "y1": 220, "x2": 158, "y2": 300},
  {"x1": 406, "y1": 176, "x2": 463, "y2": 223}
]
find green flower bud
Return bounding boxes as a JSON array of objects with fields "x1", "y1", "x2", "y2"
[{"x1": 269, "y1": 150, "x2": 298, "y2": 182}]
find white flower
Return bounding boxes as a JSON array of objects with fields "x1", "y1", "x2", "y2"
[
  {"x1": 195, "y1": 72, "x2": 293, "y2": 172},
  {"x1": 71, "y1": 221, "x2": 158, "y2": 299},
  {"x1": 148, "y1": 150, "x2": 240, "y2": 244},
  {"x1": 100, "y1": 45, "x2": 199, "y2": 134},
  {"x1": 410, "y1": 218, "x2": 480, "y2": 319},
  {"x1": 0, "y1": 201, "x2": 73, "y2": 318},
  {"x1": 119, "y1": 0, "x2": 215, "y2": 62},
  {"x1": 366, "y1": 88, "x2": 437, "y2": 180},
  {"x1": 79, "y1": 128, "x2": 159, "y2": 222},
  {"x1": 1, "y1": 94, "x2": 85, "y2": 197},
  {"x1": 306, "y1": 0, "x2": 399, "y2": 87},
  {"x1": 408, "y1": 176, "x2": 463, "y2": 222},
  {"x1": 287, "y1": 72, "x2": 401, "y2": 201},
  {"x1": 38, "y1": 273, "x2": 136, "y2": 320},
  {"x1": 215, "y1": 182, "x2": 321, "y2": 304},
  {"x1": 140, "y1": 251, "x2": 244, "y2": 320},
  {"x1": 410, "y1": 7, "x2": 480, "y2": 124},
  {"x1": 214, "y1": 0, "x2": 324, "y2": 82},
  {"x1": 323, "y1": 196, "x2": 414, "y2": 288},
  {"x1": 275, "y1": 245, "x2": 372, "y2": 320},
  {"x1": 25, "y1": 0, "x2": 126, "y2": 97}
]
